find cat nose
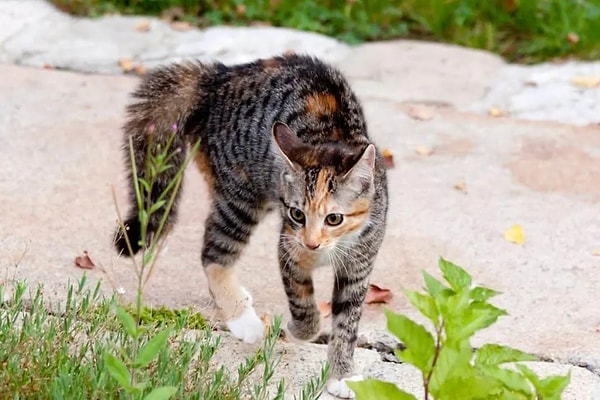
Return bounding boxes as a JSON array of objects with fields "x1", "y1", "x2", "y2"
[{"x1": 305, "y1": 242, "x2": 320, "y2": 250}]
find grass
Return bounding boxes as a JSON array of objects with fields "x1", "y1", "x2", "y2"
[
  {"x1": 48, "y1": 0, "x2": 600, "y2": 63},
  {"x1": 0, "y1": 276, "x2": 328, "y2": 399}
]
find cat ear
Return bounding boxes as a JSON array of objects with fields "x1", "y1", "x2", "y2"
[
  {"x1": 343, "y1": 144, "x2": 376, "y2": 187},
  {"x1": 272, "y1": 122, "x2": 304, "y2": 170}
]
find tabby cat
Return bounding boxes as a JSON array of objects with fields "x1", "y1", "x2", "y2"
[{"x1": 114, "y1": 54, "x2": 388, "y2": 398}]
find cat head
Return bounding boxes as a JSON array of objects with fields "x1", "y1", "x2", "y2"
[{"x1": 272, "y1": 122, "x2": 376, "y2": 253}]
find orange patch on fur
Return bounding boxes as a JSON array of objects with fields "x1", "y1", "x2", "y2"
[
  {"x1": 305, "y1": 93, "x2": 337, "y2": 117},
  {"x1": 195, "y1": 152, "x2": 215, "y2": 195},
  {"x1": 307, "y1": 169, "x2": 331, "y2": 212},
  {"x1": 261, "y1": 58, "x2": 281, "y2": 68}
]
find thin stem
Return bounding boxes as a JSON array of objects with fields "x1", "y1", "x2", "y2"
[{"x1": 423, "y1": 321, "x2": 444, "y2": 399}]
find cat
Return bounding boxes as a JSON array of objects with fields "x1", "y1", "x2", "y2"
[{"x1": 113, "y1": 54, "x2": 388, "y2": 399}]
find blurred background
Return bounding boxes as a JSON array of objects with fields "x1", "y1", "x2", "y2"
[{"x1": 49, "y1": 0, "x2": 600, "y2": 64}]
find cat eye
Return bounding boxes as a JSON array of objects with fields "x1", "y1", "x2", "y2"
[
  {"x1": 325, "y1": 213, "x2": 344, "y2": 226},
  {"x1": 289, "y1": 207, "x2": 306, "y2": 224}
]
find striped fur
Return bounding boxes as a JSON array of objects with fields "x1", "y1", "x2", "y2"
[{"x1": 113, "y1": 54, "x2": 388, "y2": 383}]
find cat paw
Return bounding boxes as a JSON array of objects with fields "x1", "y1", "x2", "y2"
[
  {"x1": 326, "y1": 375, "x2": 363, "y2": 399},
  {"x1": 226, "y1": 306, "x2": 264, "y2": 344}
]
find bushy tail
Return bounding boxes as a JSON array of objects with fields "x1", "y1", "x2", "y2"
[{"x1": 114, "y1": 61, "x2": 212, "y2": 256}]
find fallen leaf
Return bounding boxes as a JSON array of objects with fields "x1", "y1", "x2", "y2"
[
  {"x1": 592, "y1": 250, "x2": 600, "y2": 256},
  {"x1": 42, "y1": 63, "x2": 53, "y2": 69},
  {"x1": 236, "y1": 4, "x2": 247, "y2": 15},
  {"x1": 382, "y1": 148, "x2": 395, "y2": 169},
  {"x1": 453, "y1": 181, "x2": 467, "y2": 192},
  {"x1": 567, "y1": 32, "x2": 580, "y2": 44},
  {"x1": 596, "y1": 325, "x2": 600, "y2": 333},
  {"x1": 415, "y1": 146, "x2": 434, "y2": 157},
  {"x1": 571, "y1": 76, "x2": 600, "y2": 89},
  {"x1": 407, "y1": 104, "x2": 433, "y2": 121},
  {"x1": 170, "y1": 21, "x2": 192, "y2": 32},
  {"x1": 318, "y1": 301, "x2": 332, "y2": 317},
  {"x1": 365, "y1": 284, "x2": 392, "y2": 304},
  {"x1": 504, "y1": 224, "x2": 525, "y2": 245},
  {"x1": 406, "y1": 104, "x2": 434, "y2": 121},
  {"x1": 118, "y1": 58, "x2": 134, "y2": 73},
  {"x1": 135, "y1": 20, "x2": 151, "y2": 32},
  {"x1": 135, "y1": 64, "x2": 147, "y2": 76},
  {"x1": 488, "y1": 107, "x2": 506, "y2": 117},
  {"x1": 75, "y1": 251, "x2": 96, "y2": 269}
]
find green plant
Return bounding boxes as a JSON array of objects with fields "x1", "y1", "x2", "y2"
[
  {"x1": 107, "y1": 133, "x2": 200, "y2": 400},
  {"x1": 348, "y1": 258, "x2": 570, "y2": 400},
  {"x1": 0, "y1": 130, "x2": 329, "y2": 398}
]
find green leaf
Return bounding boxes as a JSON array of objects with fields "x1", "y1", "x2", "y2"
[
  {"x1": 475, "y1": 344, "x2": 537, "y2": 366},
  {"x1": 439, "y1": 258, "x2": 471, "y2": 291},
  {"x1": 429, "y1": 342, "x2": 472, "y2": 395},
  {"x1": 438, "y1": 371, "x2": 502, "y2": 399},
  {"x1": 143, "y1": 386, "x2": 178, "y2": 400},
  {"x1": 516, "y1": 364, "x2": 540, "y2": 386},
  {"x1": 149, "y1": 200, "x2": 167, "y2": 215},
  {"x1": 471, "y1": 286, "x2": 501, "y2": 301},
  {"x1": 404, "y1": 290, "x2": 439, "y2": 327},
  {"x1": 423, "y1": 270, "x2": 446, "y2": 297},
  {"x1": 135, "y1": 328, "x2": 171, "y2": 368},
  {"x1": 116, "y1": 306, "x2": 138, "y2": 339},
  {"x1": 347, "y1": 379, "x2": 417, "y2": 400},
  {"x1": 104, "y1": 352, "x2": 131, "y2": 390},
  {"x1": 446, "y1": 302, "x2": 507, "y2": 342},
  {"x1": 385, "y1": 309, "x2": 435, "y2": 373},
  {"x1": 536, "y1": 373, "x2": 571, "y2": 399},
  {"x1": 479, "y1": 365, "x2": 533, "y2": 395}
]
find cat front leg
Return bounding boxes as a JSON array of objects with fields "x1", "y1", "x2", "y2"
[
  {"x1": 202, "y1": 196, "x2": 264, "y2": 344},
  {"x1": 326, "y1": 270, "x2": 371, "y2": 399},
  {"x1": 278, "y1": 235, "x2": 321, "y2": 342}
]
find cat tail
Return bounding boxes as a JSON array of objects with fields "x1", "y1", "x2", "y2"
[{"x1": 114, "y1": 61, "x2": 212, "y2": 256}]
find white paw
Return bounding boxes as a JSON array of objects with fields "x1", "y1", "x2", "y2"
[
  {"x1": 326, "y1": 375, "x2": 363, "y2": 399},
  {"x1": 226, "y1": 306, "x2": 264, "y2": 344}
]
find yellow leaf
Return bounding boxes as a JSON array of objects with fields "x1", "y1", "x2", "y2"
[
  {"x1": 592, "y1": 249, "x2": 600, "y2": 256},
  {"x1": 571, "y1": 76, "x2": 600, "y2": 88},
  {"x1": 504, "y1": 225, "x2": 525, "y2": 245},
  {"x1": 415, "y1": 146, "x2": 434, "y2": 157},
  {"x1": 488, "y1": 107, "x2": 505, "y2": 117}
]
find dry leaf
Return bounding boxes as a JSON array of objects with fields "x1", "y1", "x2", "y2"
[
  {"x1": 135, "y1": 20, "x2": 151, "y2": 32},
  {"x1": 596, "y1": 325, "x2": 600, "y2": 333},
  {"x1": 382, "y1": 148, "x2": 395, "y2": 169},
  {"x1": 567, "y1": 32, "x2": 580, "y2": 44},
  {"x1": 453, "y1": 181, "x2": 467, "y2": 192},
  {"x1": 592, "y1": 250, "x2": 600, "y2": 256},
  {"x1": 135, "y1": 64, "x2": 147, "y2": 76},
  {"x1": 236, "y1": 4, "x2": 247, "y2": 15},
  {"x1": 42, "y1": 63, "x2": 53, "y2": 70},
  {"x1": 407, "y1": 104, "x2": 434, "y2": 121},
  {"x1": 75, "y1": 251, "x2": 96, "y2": 269},
  {"x1": 365, "y1": 284, "x2": 392, "y2": 304},
  {"x1": 170, "y1": 21, "x2": 192, "y2": 32},
  {"x1": 571, "y1": 76, "x2": 600, "y2": 89},
  {"x1": 415, "y1": 146, "x2": 434, "y2": 157},
  {"x1": 318, "y1": 301, "x2": 332, "y2": 317},
  {"x1": 118, "y1": 58, "x2": 134, "y2": 73},
  {"x1": 488, "y1": 107, "x2": 506, "y2": 117},
  {"x1": 504, "y1": 224, "x2": 525, "y2": 245}
]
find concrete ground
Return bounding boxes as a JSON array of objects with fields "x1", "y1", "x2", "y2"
[{"x1": 1, "y1": 1, "x2": 600, "y2": 398}]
